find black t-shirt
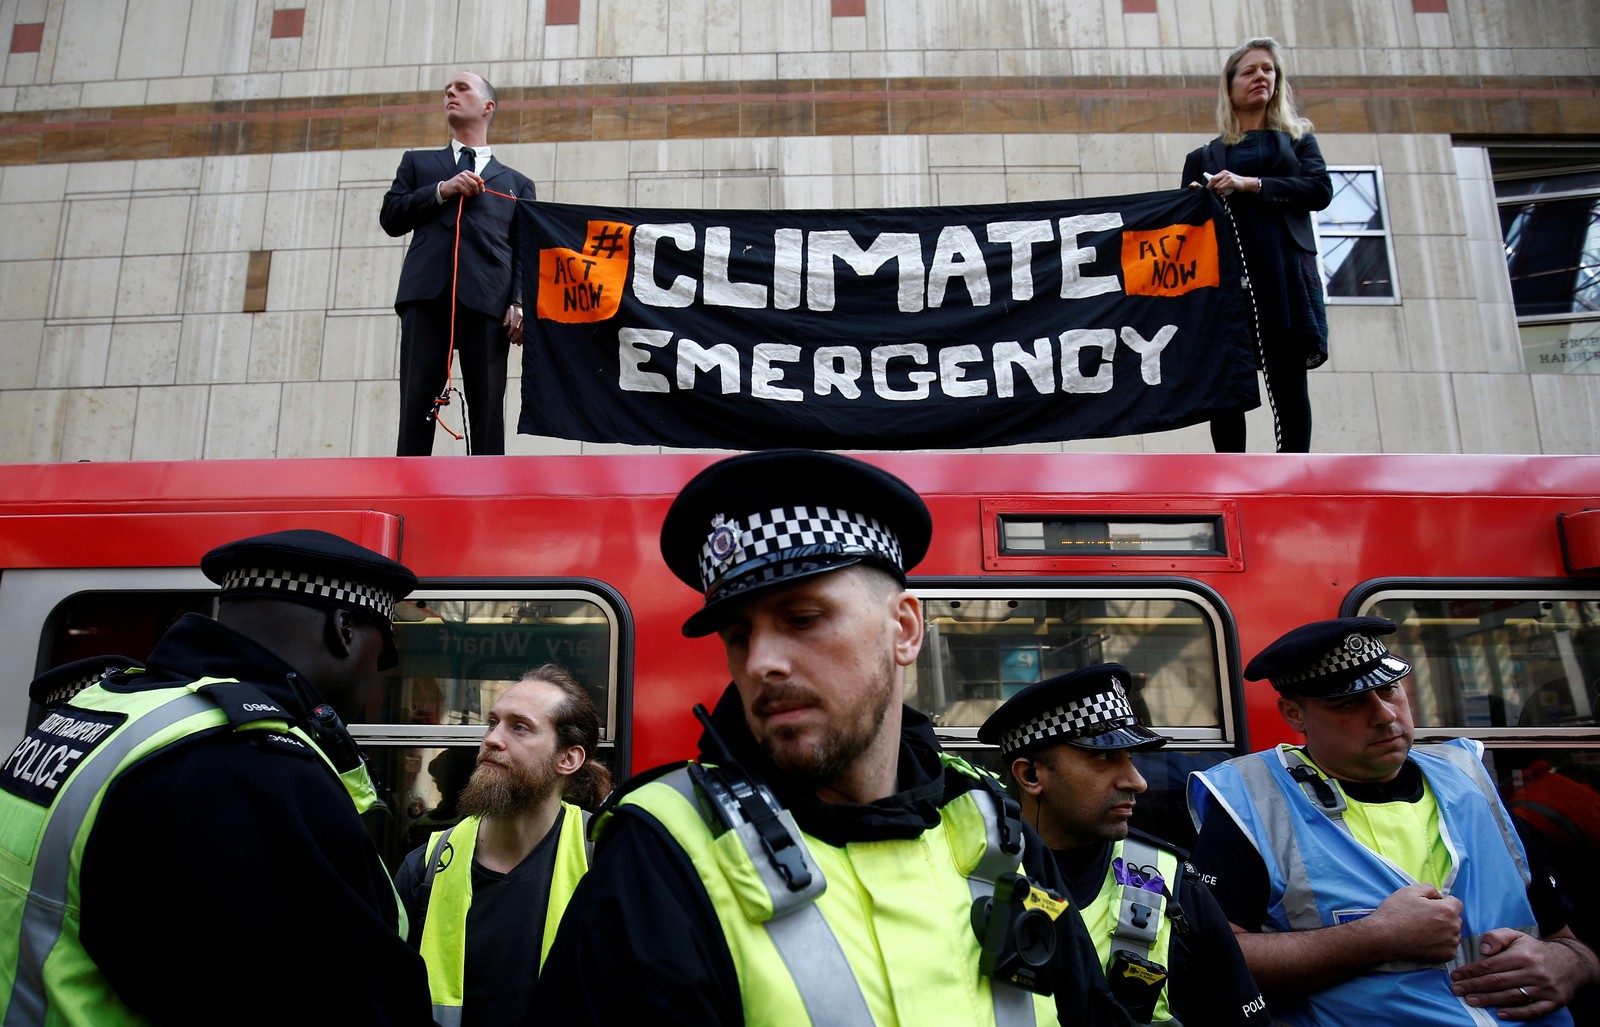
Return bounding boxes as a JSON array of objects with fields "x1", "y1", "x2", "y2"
[
  {"x1": 1190, "y1": 757, "x2": 1571, "y2": 934},
  {"x1": 395, "y1": 808, "x2": 565, "y2": 1027},
  {"x1": 1056, "y1": 837, "x2": 1270, "y2": 1026}
]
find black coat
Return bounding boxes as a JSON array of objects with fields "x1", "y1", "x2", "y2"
[
  {"x1": 1180, "y1": 131, "x2": 1331, "y2": 254},
  {"x1": 532, "y1": 686, "x2": 1135, "y2": 1026},
  {"x1": 381, "y1": 145, "x2": 537, "y2": 317},
  {"x1": 77, "y1": 614, "x2": 434, "y2": 1026}
]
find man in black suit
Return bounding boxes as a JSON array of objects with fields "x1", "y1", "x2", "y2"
[{"x1": 381, "y1": 70, "x2": 536, "y2": 456}]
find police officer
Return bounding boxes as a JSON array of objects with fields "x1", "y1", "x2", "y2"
[
  {"x1": 533, "y1": 450, "x2": 1132, "y2": 1026},
  {"x1": 395, "y1": 664, "x2": 609, "y2": 1026},
  {"x1": 980, "y1": 664, "x2": 1268, "y2": 1025},
  {"x1": 1189, "y1": 617, "x2": 1600, "y2": 1025},
  {"x1": 0, "y1": 529, "x2": 433, "y2": 1025}
]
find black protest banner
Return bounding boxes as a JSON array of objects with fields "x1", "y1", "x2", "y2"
[{"x1": 518, "y1": 188, "x2": 1257, "y2": 449}]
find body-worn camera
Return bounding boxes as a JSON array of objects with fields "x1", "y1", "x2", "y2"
[{"x1": 971, "y1": 872, "x2": 1069, "y2": 995}]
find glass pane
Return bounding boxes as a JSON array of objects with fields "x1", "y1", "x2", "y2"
[
  {"x1": 379, "y1": 597, "x2": 614, "y2": 738},
  {"x1": 1500, "y1": 196, "x2": 1600, "y2": 318},
  {"x1": 1000, "y1": 516, "x2": 1223, "y2": 556},
  {"x1": 909, "y1": 595, "x2": 1222, "y2": 731},
  {"x1": 1318, "y1": 170, "x2": 1383, "y2": 232},
  {"x1": 43, "y1": 591, "x2": 216, "y2": 669},
  {"x1": 1366, "y1": 596, "x2": 1600, "y2": 729},
  {"x1": 1495, "y1": 168, "x2": 1600, "y2": 200},
  {"x1": 1322, "y1": 235, "x2": 1395, "y2": 298}
]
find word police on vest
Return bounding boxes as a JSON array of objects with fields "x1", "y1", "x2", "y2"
[{"x1": 2, "y1": 707, "x2": 126, "y2": 806}]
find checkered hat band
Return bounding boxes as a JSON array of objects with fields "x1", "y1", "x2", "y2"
[
  {"x1": 698, "y1": 505, "x2": 903, "y2": 592},
  {"x1": 42, "y1": 674, "x2": 100, "y2": 707},
  {"x1": 221, "y1": 567, "x2": 397, "y2": 621},
  {"x1": 1000, "y1": 688, "x2": 1138, "y2": 755},
  {"x1": 1281, "y1": 632, "x2": 1389, "y2": 686}
]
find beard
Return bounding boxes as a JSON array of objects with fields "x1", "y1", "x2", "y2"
[
  {"x1": 757, "y1": 648, "x2": 896, "y2": 790},
  {"x1": 456, "y1": 747, "x2": 560, "y2": 820}
]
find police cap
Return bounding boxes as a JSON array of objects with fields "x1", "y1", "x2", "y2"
[
  {"x1": 978, "y1": 663, "x2": 1167, "y2": 758},
  {"x1": 660, "y1": 450, "x2": 932, "y2": 637},
  {"x1": 1245, "y1": 616, "x2": 1412, "y2": 698},
  {"x1": 201, "y1": 529, "x2": 418, "y2": 669}
]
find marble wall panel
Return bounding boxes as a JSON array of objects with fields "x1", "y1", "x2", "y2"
[
  {"x1": 182, "y1": 3, "x2": 258, "y2": 77},
  {"x1": 60, "y1": 386, "x2": 139, "y2": 460},
  {"x1": 2, "y1": 165, "x2": 68, "y2": 204},
  {"x1": 1373, "y1": 370, "x2": 1461, "y2": 452},
  {"x1": 53, "y1": 0, "x2": 124, "y2": 82},
  {"x1": 0, "y1": 389, "x2": 65, "y2": 463},
  {"x1": 387, "y1": 0, "x2": 458, "y2": 66},
  {"x1": 311, "y1": 0, "x2": 391, "y2": 71},
  {"x1": 333, "y1": 246, "x2": 403, "y2": 311},
  {"x1": 124, "y1": 195, "x2": 193, "y2": 256},
  {"x1": 0, "y1": 201, "x2": 62, "y2": 260},
  {"x1": 263, "y1": 248, "x2": 334, "y2": 311},
  {"x1": 1308, "y1": 371, "x2": 1385, "y2": 453},
  {"x1": 120, "y1": 0, "x2": 193, "y2": 80},
  {"x1": 249, "y1": 310, "x2": 325, "y2": 381},
  {"x1": 262, "y1": 188, "x2": 338, "y2": 250},
  {"x1": 203, "y1": 382, "x2": 282, "y2": 458},
  {"x1": 177, "y1": 311, "x2": 252, "y2": 383},
  {"x1": 116, "y1": 255, "x2": 183, "y2": 316},
  {"x1": 52, "y1": 257, "x2": 122, "y2": 319},
  {"x1": 1532, "y1": 375, "x2": 1600, "y2": 454},
  {"x1": 130, "y1": 384, "x2": 207, "y2": 459},
  {"x1": 36, "y1": 322, "x2": 111, "y2": 388},
  {"x1": 320, "y1": 312, "x2": 397, "y2": 380},
  {"x1": 350, "y1": 379, "x2": 399, "y2": 456},
  {"x1": 62, "y1": 198, "x2": 131, "y2": 259},
  {"x1": 0, "y1": 320, "x2": 44, "y2": 390},
  {"x1": 1325, "y1": 305, "x2": 1408, "y2": 373},
  {"x1": 105, "y1": 319, "x2": 180, "y2": 386},
  {"x1": 180, "y1": 251, "x2": 250, "y2": 314},
  {"x1": 277, "y1": 380, "x2": 354, "y2": 457},
  {"x1": 65, "y1": 166, "x2": 136, "y2": 200},
  {"x1": 189, "y1": 192, "x2": 267, "y2": 253},
  {"x1": 1451, "y1": 373, "x2": 1539, "y2": 453},
  {"x1": 0, "y1": 261, "x2": 54, "y2": 320}
]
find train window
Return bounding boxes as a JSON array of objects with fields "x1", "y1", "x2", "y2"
[
  {"x1": 998, "y1": 515, "x2": 1225, "y2": 556},
  {"x1": 1362, "y1": 594, "x2": 1600, "y2": 731},
  {"x1": 911, "y1": 589, "x2": 1231, "y2": 746}
]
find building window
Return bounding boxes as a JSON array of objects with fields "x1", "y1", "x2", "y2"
[
  {"x1": 1495, "y1": 161, "x2": 1600, "y2": 374},
  {"x1": 1314, "y1": 166, "x2": 1399, "y2": 303}
]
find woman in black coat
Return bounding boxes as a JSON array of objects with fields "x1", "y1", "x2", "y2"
[{"x1": 1182, "y1": 37, "x2": 1332, "y2": 453}]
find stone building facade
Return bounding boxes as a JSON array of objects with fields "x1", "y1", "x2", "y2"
[{"x1": 0, "y1": 0, "x2": 1595, "y2": 460}]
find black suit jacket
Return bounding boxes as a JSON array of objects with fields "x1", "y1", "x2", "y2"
[
  {"x1": 380, "y1": 145, "x2": 537, "y2": 317},
  {"x1": 1180, "y1": 131, "x2": 1331, "y2": 254}
]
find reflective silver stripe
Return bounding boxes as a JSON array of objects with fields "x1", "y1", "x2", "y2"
[
  {"x1": 1114, "y1": 837, "x2": 1167, "y2": 960},
  {"x1": 1231, "y1": 755, "x2": 1324, "y2": 931},
  {"x1": 965, "y1": 788, "x2": 1036, "y2": 1027},
  {"x1": 431, "y1": 1005, "x2": 462, "y2": 1027},
  {"x1": 765, "y1": 904, "x2": 874, "y2": 1025},
  {"x1": 1416, "y1": 743, "x2": 1532, "y2": 887},
  {"x1": 658, "y1": 769, "x2": 871, "y2": 1023},
  {"x1": 6, "y1": 691, "x2": 217, "y2": 1027}
]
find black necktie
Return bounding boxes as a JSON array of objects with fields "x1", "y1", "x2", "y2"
[{"x1": 456, "y1": 146, "x2": 476, "y2": 175}]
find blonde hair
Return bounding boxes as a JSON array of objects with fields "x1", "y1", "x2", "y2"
[{"x1": 1216, "y1": 37, "x2": 1314, "y2": 145}]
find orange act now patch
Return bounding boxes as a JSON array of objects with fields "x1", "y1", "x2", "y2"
[
  {"x1": 537, "y1": 220, "x2": 634, "y2": 323},
  {"x1": 1120, "y1": 220, "x2": 1220, "y2": 297}
]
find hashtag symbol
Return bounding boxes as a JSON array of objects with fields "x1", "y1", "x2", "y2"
[{"x1": 588, "y1": 226, "x2": 626, "y2": 257}]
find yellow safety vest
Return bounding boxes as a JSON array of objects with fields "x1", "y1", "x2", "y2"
[
  {"x1": 416, "y1": 804, "x2": 590, "y2": 1027},
  {"x1": 614, "y1": 763, "x2": 1062, "y2": 1027},
  {"x1": 1079, "y1": 837, "x2": 1180, "y2": 1024}
]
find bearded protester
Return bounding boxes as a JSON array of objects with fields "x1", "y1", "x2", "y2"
[{"x1": 394, "y1": 664, "x2": 610, "y2": 1027}]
